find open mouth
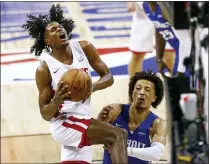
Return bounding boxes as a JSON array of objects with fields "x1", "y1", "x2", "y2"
[
  {"x1": 138, "y1": 98, "x2": 144, "y2": 102},
  {"x1": 59, "y1": 32, "x2": 66, "y2": 39}
]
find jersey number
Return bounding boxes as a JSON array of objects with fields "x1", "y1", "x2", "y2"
[{"x1": 159, "y1": 30, "x2": 174, "y2": 40}]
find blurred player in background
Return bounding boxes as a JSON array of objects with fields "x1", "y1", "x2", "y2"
[
  {"x1": 141, "y1": 2, "x2": 192, "y2": 77},
  {"x1": 22, "y1": 4, "x2": 128, "y2": 164},
  {"x1": 127, "y1": 2, "x2": 175, "y2": 78},
  {"x1": 98, "y1": 71, "x2": 169, "y2": 164}
]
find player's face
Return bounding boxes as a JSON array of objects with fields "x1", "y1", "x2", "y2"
[
  {"x1": 44, "y1": 22, "x2": 69, "y2": 48},
  {"x1": 132, "y1": 79, "x2": 157, "y2": 110}
]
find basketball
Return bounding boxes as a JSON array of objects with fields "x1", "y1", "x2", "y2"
[{"x1": 59, "y1": 68, "x2": 92, "y2": 102}]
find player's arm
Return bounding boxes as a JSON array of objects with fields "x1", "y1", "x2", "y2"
[
  {"x1": 145, "y1": 2, "x2": 169, "y2": 75},
  {"x1": 36, "y1": 62, "x2": 70, "y2": 121},
  {"x1": 97, "y1": 104, "x2": 122, "y2": 123},
  {"x1": 127, "y1": 118, "x2": 168, "y2": 162},
  {"x1": 155, "y1": 30, "x2": 166, "y2": 63},
  {"x1": 80, "y1": 40, "x2": 114, "y2": 92},
  {"x1": 153, "y1": 2, "x2": 170, "y2": 63}
]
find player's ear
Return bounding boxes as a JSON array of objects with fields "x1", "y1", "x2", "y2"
[
  {"x1": 152, "y1": 96, "x2": 157, "y2": 103},
  {"x1": 132, "y1": 91, "x2": 135, "y2": 102},
  {"x1": 44, "y1": 30, "x2": 50, "y2": 46},
  {"x1": 44, "y1": 38, "x2": 50, "y2": 46}
]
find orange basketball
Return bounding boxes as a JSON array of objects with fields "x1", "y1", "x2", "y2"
[{"x1": 59, "y1": 68, "x2": 92, "y2": 102}]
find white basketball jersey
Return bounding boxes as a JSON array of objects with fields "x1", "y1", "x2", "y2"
[{"x1": 40, "y1": 40, "x2": 92, "y2": 117}]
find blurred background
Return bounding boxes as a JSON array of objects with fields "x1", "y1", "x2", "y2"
[{"x1": 1, "y1": 1, "x2": 209, "y2": 164}]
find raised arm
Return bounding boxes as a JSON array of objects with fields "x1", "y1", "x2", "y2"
[
  {"x1": 36, "y1": 62, "x2": 71, "y2": 121},
  {"x1": 80, "y1": 40, "x2": 114, "y2": 92}
]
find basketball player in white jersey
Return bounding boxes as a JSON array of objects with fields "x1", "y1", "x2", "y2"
[
  {"x1": 127, "y1": 2, "x2": 175, "y2": 78},
  {"x1": 22, "y1": 4, "x2": 128, "y2": 164}
]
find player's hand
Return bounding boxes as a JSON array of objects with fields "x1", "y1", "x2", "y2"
[
  {"x1": 127, "y1": 2, "x2": 136, "y2": 12},
  {"x1": 53, "y1": 81, "x2": 71, "y2": 104},
  {"x1": 157, "y1": 59, "x2": 170, "y2": 78},
  {"x1": 103, "y1": 144, "x2": 112, "y2": 154},
  {"x1": 97, "y1": 106, "x2": 113, "y2": 122}
]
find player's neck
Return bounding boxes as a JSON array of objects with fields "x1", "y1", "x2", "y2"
[
  {"x1": 129, "y1": 105, "x2": 151, "y2": 124},
  {"x1": 51, "y1": 45, "x2": 72, "y2": 60}
]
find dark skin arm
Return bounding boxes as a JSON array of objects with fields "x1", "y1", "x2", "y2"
[
  {"x1": 155, "y1": 30, "x2": 171, "y2": 76},
  {"x1": 155, "y1": 29, "x2": 166, "y2": 63},
  {"x1": 148, "y1": 2, "x2": 185, "y2": 77},
  {"x1": 147, "y1": 2, "x2": 170, "y2": 76},
  {"x1": 36, "y1": 62, "x2": 71, "y2": 121},
  {"x1": 79, "y1": 40, "x2": 114, "y2": 92},
  {"x1": 97, "y1": 104, "x2": 123, "y2": 152}
]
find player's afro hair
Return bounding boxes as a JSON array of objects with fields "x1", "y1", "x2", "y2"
[{"x1": 22, "y1": 4, "x2": 74, "y2": 57}]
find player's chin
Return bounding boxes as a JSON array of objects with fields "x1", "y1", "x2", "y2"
[
  {"x1": 60, "y1": 40, "x2": 69, "y2": 47},
  {"x1": 135, "y1": 104, "x2": 144, "y2": 110}
]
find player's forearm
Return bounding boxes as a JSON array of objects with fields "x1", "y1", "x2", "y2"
[
  {"x1": 127, "y1": 142, "x2": 165, "y2": 162},
  {"x1": 93, "y1": 73, "x2": 114, "y2": 92},
  {"x1": 156, "y1": 30, "x2": 166, "y2": 62},
  {"x1": 41, "y1": 99, "x2": 59, "y2": 121}
]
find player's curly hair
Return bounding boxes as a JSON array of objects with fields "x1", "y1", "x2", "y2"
[
  {"x1": 128, "y1": 70, "x2": 164, "y2": 108},
  {"x1": 22, "y1": 4, "x2": 74, "y2": 57}
]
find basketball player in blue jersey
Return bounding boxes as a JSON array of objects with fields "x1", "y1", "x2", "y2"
[
  {"x1": 127, "y1": 2, "x2": 175, "y2": 78},
  {"x1": 142, "y1": 2, "x2": 192, "y2": 77},
  {"x1": 98, "y1": 70, "x2": 168, "y2": 164}
]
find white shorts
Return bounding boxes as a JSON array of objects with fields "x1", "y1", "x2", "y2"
[
  {"x1": 50, "y1": 114, "x2": 92, "y2": 163},
  {"x1": 129, "y1": 12, "x2": 173, "y2": 53},
  {"x1": 61, "y1": 145, "x2": 92, "y2": 164}
]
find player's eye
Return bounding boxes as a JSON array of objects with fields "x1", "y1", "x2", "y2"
[
  {"x1": 50, "y1": 27, "x2": 56, "y2": 32},
  {"x1": 145, "y1": 87, "x2": 151, "y2": 92},
  {"x1": 136, "y1": 87, "x2": 141, "y2": 90}
]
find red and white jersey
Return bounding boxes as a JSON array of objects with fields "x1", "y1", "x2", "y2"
[{"x1": 40, "y1": 40, "x2": 92, "y2": 119}]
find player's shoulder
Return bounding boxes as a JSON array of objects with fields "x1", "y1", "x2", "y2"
[
  {"x1": 78, "y1": 40, "x2": 96, "y2": 54},
  {"x1": 153, "y1": 117, "x2": 165, "y2": 123},
  {"x1": 152, "y1": 116, "x2": 166, "y2": 130},
  {"x1": 36, "y1": 61, "x2": 51, "y2": 80},
  {"x1": 78, "y1": 40, "x2": 92, "y2": 49},
  {"x1": 36, "y1": 61, "x2": 48, "y2": 73}
]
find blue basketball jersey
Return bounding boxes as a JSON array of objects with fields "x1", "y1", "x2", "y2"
[
  {"x1": 102, "y1": 104, "x2": 158, "y2": 164},
  {"x1": 142, "y1": 2, "x2": 180, "y2": 76}
]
